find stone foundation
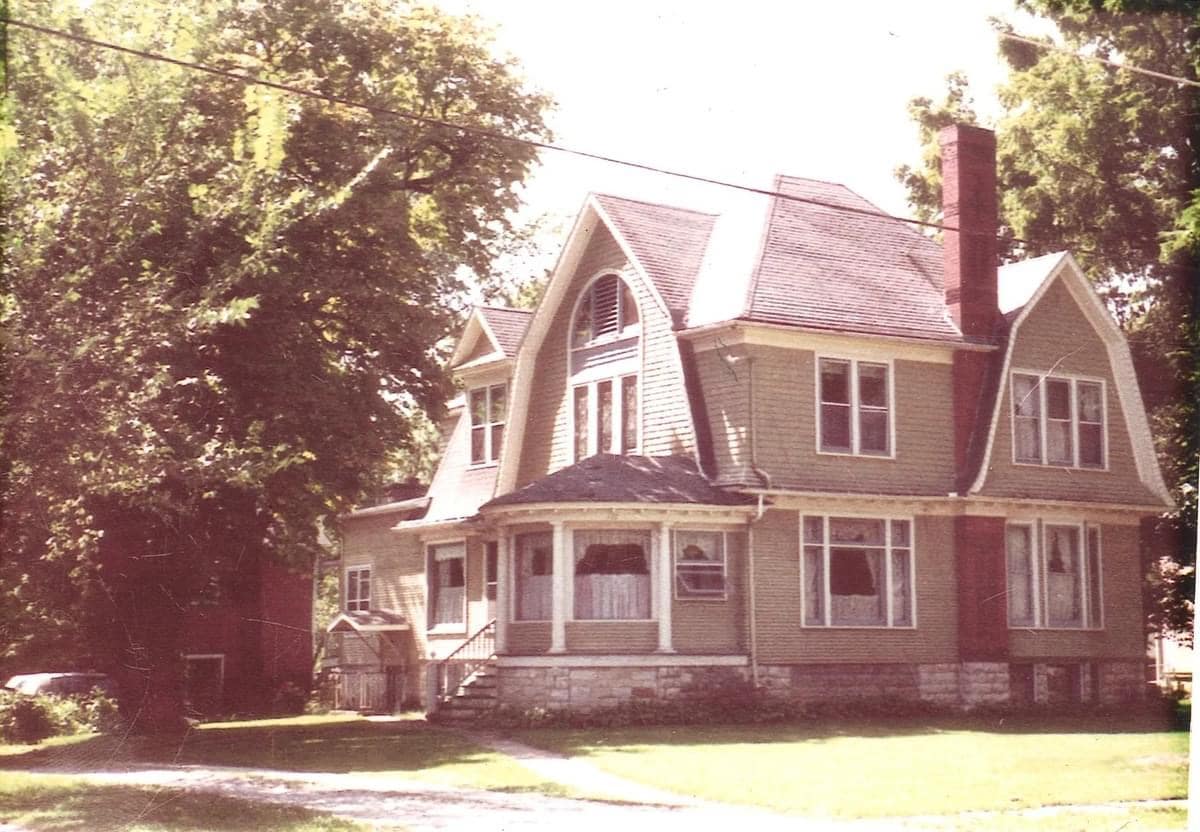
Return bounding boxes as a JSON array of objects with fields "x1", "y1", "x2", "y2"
[{"x1": 494, "y1": 659, "x2": 1144, "y2": 712}]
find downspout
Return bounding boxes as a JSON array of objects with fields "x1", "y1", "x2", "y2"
[{"x1": 745, "y1": 357, "x2": 771, "y2": 688}]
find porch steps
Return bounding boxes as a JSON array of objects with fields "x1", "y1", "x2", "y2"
[{"x1": 434, "y1": 663, "x2": 499, "y2": 722}]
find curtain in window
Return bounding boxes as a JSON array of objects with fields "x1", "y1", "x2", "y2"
[
  {"x1": 1045, "y1": 380, "x2": 1073, "y2": 464},
  {"x1": 432, "y1": 556, "x2": 464, "y2": 627},
  {"x1": 573, "y1": 530, "x2": 651, "y2": 620},
  {"x1": 1006, "y1": 525, "x2": 1035, "y2": 626},
  {"x1": 830, "y1": 548, "x2": 885, "y2": 625},
  {"x1": 1013, "y1": 374, "x2": 1041, "y2": 462},
  {"x1": 803, "y1": 546, "x2": 824, "y2": 625},
  {"x1": 1045, "y1": 526, "x2": 1082, "y2": 626},
  {"x1": 515, "y1": 533, "x2": 553, "y2": 621}
]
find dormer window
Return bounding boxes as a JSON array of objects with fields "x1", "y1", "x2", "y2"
[
  {"x1": 1011, "y1": 372, "x2": 1105, "y2": 468},
  {"x1": 469, "y1": 384, "x2": 506, "y2": 466},
  {"x1": 569, "y1": 274, "x2": 640, "y2": 460}
]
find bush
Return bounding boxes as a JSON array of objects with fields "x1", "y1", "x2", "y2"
[
  {"x1": 271, "y1": 680, "x2": 308, "y2": 716},
  {"x1": 0, "y1": 688, "x2": 123, "y2": 744}
]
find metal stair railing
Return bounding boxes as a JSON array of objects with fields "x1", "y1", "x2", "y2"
[{"x1": 432, "y1": 619, "x2": 496, "y2": 705}]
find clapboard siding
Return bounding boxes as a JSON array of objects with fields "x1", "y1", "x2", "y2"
[
  {"x1": 752, "y1": 509, "x2": 958, "y2": 663},
  {"x1": 671, "y1": 530, "x2": 746, "y2": 653},
  {"x1": 1009, "y1": 523, "x2": 1145, "y2": 659},
  {"x1": 979, "y1": 278, "x2": 1157, "y2": 504},
  {"x1": 566, "y1": 621, "x2": 658, "y2": 653}
]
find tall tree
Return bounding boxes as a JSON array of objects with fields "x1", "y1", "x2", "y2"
[
  {"x1": 897, "y1": 1, "x2": 1198, "y2": 642},
  {"x1": 1, "y1": 0, "x2": 550, "y2": 724}
]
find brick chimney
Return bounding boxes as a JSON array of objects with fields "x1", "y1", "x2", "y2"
[{"x1": 939, "y1": 124, "x2": 998, "y2": 339}]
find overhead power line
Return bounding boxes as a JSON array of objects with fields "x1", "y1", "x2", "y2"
[
  {"x1": 4, "y1": 15, "x2": 988, "y2": 238},
  {"x1": 999, "y1": 31, "x2": 1200, "y2": 89}
]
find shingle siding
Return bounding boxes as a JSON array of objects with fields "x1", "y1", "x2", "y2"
[{"x1": 978, "y1": 278, "x2": 1158, "y2": 504}]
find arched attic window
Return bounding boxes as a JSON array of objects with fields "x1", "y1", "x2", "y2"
[{"x1": 569, "y1": 273, "x2": 640, "y2": 460}]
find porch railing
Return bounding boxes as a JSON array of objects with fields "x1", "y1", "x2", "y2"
[{"x1": 431, "y1": 618, "x2": 496, "y2": 705}]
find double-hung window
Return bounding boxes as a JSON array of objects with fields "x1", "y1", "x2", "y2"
[
  {"x1": 1011, "y1": 373, "x2": 1105, "y2": 468},
  {"x1": 674, "y1": 530, "x2": 727, "y2": 600},
  {"x1": 428, "y1": 543, "x2": 466, "y2": 628},
  {"x1": 1006, "y1": 521, "x2": 1102, "y2": 629},
  {"x1": 818, "y1": 358, "x2": 891, "y2": 456},
  {"x1": 345, "y1": 566, "x2": 370, "y2": 612},
  {"x1": 513, "y1": 532, "x2": 552, "y2": 621},
  {"x1": 802, "y1": 516, "x2": 913, "y2": 627},
  {"x1": 469, "y1": 384, "x2": 506, "y2": 465}
]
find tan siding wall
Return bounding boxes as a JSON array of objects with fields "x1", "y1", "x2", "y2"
[
  {"x1": 980, "y1": 278, "x2": 1157, "y2": 503},
  {"x1": 672, "y1": 530, "x2": 747, "y2": 653},
  {"x1": 506, "y1": 622, "x2": 552, "y2": 655},
  {"x1": 1009, "y1": 523, "x2": 1144, "y2": 659},
  {"x1": 699, "y1": 345, "x2": 958, "y2": 493},
  {"x1": 566, "y1": 622, "x2": 658, "y2": 653},
  {"x1": 423, "y1": 399, "x2": 498, "y2": 521},
  {"x1": 515, "y1": 226, "x2": 695, "y2": 487},
  {"x1": 341, "y1": 515, "x2": 426, "y2": 665},
  {"x1": 752, "y1": 509, "x2": 959, "y2": 663}
]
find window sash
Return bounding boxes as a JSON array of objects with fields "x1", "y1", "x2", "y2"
[
  {"x1": 674, "y1": 530, "x2": 727, "y2": 600},
  {"x1": 818, "y1": 358, "x2": 891, "y2": 456},
  {"x1": 1005, "y1": 521, "x2": 1102, "y2": 629},
  {"x1": 469, "y1": 384, "x2": 506, "y2": 465},
  {"x1": 1011, "y1": 373, "x2": 1105, "y2": 468},
  {"x1": 800, "y1": 516, "x2": 913, "y2": 627},
  {"x1": 346, "y1": 567, "x2": 370, "y2": 612},
  {"x1": 514, "y1": 532, "x2": 553, "y2": 621},
  {"x1": 571, "y1": 374, "x2": 639, "y2": 460}
]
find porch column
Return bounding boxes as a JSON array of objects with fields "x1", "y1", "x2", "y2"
[
  {"x1": 549, "y1": 521, "x2": 567, "y2": 653},
  {"x1": 656, "y1": 522, "x2": 675, "y2": 653},
  {"x1": 495, "y1": 531, "x2": 509, "y2": 654}
]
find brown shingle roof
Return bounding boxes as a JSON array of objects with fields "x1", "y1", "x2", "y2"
[
  {"x1": 593, "y1": 194, "x2": 717, "y2": 324},
  {"x1": 478, "y1": 305, "x2": 532, "y2": 356},
  {"x1": 481, "y1": 454, "x2": 756, "y2": 509},
  {"x1": 742, "y1": 177, "x2": 960, "y2": 341}
]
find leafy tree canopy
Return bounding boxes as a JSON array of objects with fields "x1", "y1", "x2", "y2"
[
  {"x1": 897, "y1": 0, "x2": 1197, "y2": 641},
  {"x1": 0, "y1": 0, "x2": 551, "y2": 715}
]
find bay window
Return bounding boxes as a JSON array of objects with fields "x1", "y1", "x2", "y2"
[
  {"x1": 573, "y1": 530, "x2": 651, "y2": 620},
  {"x1": 802, "y1": 516, "x2": 913, "y2": 627},
  {"x1": 514, "y1": 532, "x2": 553, "y2": 621},
  {"x1": 818, "y1": 358, "x2": 891, "y2": 456},
  {"x1": 1011, "y1": 372, "x2": 1105, "y2": 468},
  {"x1": 1006, "y1": 521, "x2": 1103, "y2": 629}
]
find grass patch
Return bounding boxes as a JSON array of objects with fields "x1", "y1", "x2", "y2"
[
  {"x1": 511, "y1": 713, "x2": 1189, "y2": 818},
  {"x1": 905, "y1": 803, "x2": 1187, "y2": 831},
  {"x1": 0, "y1": 713, "x2": 551, "y2": 793},
  {"x1": 0, "y1": 772, "x2": 377, "y2": 831}
]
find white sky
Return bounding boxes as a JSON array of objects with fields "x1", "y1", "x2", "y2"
[{"x1": 435, "y1": 1, "x2": 1045, "y2": 291}]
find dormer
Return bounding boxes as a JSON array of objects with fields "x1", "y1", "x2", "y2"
[{"x1": 449, "y1": 305, "x2": 532, "y2": 469}]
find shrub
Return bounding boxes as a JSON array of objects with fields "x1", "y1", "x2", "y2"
[
  {"x1": 0, "y1": 692, "x2": 56, "y2": 744},
  {"x1": 0, "y1": 688, "x2": 123, "y2": 744},
  {"x1": 272, "y1": 680, "x2": 308, "y2": 716}
]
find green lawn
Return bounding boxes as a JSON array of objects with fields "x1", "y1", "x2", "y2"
[
  {"x1": 0, "y1": 772, "x2": 379, "y2": 832},
  {"x1": 512, "y1": 714, "x2": 1190, "y2": 819},
  {"x1": 0, "y1": 713, "x2": 550, "y2": 793}
]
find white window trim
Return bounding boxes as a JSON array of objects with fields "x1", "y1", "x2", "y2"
[
  {"x1": 427, "y1": 541, "x2": 467, "y2": 634},
  {"x1": 568, "y1": 271, "x2": 642, "y2": 351},
  {"x1": 345, "y1": 565, "x2": 371, "y2": 612},
  {"x1": 673, "y1": 529, "x2": 728, "y2": 602},
  {"x1": 1009, "y1": 369, "x2": 1108, "y2": 470},
  {"x1": 510, "y1": 531, "x2": 554, "y2": 623},
  {"x1": 814, "y1": 355, "x2": 897, "y2": 459},
  {"x1": 799, "y1": 513, "x2": 917, "y2": 629},
  {"x1": 468, "y1": 383, "x2": 506, "y2": 468},
  {"x1": 569, "y1": 373, "x2": 640, "y2": 461},
  {"x1": 1005, "y1": 519, "x2": 1104, "y2": 630}
]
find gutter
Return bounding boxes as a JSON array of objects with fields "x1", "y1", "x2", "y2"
[{"x1": 745, "y1": 357, "x2": 768, "y2": 688}]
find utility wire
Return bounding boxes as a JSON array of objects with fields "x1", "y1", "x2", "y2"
[
  {"x1": 4, "y1": 15, "x2": 987, "y2": 238},
  {"x1": 999, "y1": 31, "x2": 1200, "y2": 90}
]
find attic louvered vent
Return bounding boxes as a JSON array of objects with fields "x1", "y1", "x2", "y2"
[{"x1": 573, "y1": 273, "x2": 639, "y2": 347}]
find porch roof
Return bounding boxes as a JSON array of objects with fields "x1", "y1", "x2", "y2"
[
  {"x1": 480, "y1": 454, "x2": 757, "y2": 510},
  {"x1": 326, "y1": 610, "x2": 410, "y2": 633}
]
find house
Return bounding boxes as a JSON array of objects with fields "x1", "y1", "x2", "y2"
[{"x1": 328, "y1": 125, "x2": 1172, "y2": 715}]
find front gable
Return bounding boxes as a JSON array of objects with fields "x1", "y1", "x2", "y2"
[
  {"x1": 499, "y1": 198, "x2": 702, "y2": 493},
  {"x1": 970, "y1": 255, "x2": 1169, "y2": 506}
]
